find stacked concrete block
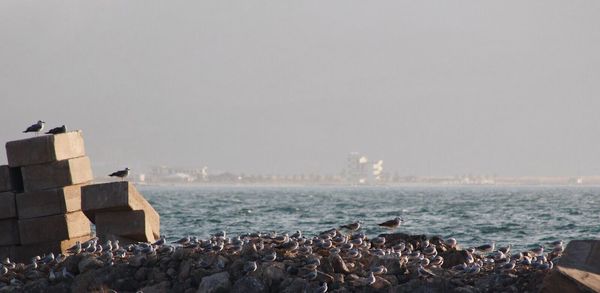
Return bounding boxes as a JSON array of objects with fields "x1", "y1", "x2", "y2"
[
  {"x1": 82, "y1": 181, "x2": 160, "y2": 243},
  {"x1": 1, "y1": 131, "x2": 93, "y2": 262},
  {"x1": 0, "y1": 167, "x2": 21, "y2": 259}
]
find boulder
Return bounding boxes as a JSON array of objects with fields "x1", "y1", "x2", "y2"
[
  {"x1": 197, "y1": 271, "x2": 232, "y2": 293},
  {"x1": 231, "y1": 276, "x2": 267, "y2": 293}
]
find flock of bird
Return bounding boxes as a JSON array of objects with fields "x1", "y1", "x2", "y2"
[{"x1": 0, "y1": 217, "x2": 564, "y2": 292}]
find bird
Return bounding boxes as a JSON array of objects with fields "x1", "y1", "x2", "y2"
[
  {"x1": 340, "y1": 221, "x2": 361, "y2": 231},
  {"x1": 244, "y1": 261, "x2": 257, "y2": 274},
  {"x1": 109, "y1": 168, "x2": 130, "y2": 180},
  {"x1": 314, "y1": 282, "x2": 328, "y2": 293},
  {"x1": 45, "y1": 125, "x2": 67, "y2": 135},
  {"x1": 475, "y1": 241, "x2": 495, "y2": 254},
  {"x1": 23, "y1": 120, "x2": 45, "y2": 135},
  {"x1": 378, "y1": 217, "x2": 403, "y2": 229}
]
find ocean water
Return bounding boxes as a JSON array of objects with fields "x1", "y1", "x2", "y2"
[{"x1": 139, "y1": 185, "x2": 600, "y2": 251}]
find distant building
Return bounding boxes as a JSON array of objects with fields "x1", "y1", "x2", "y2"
[{"x1": 344, "y1": 152, "x2": 367, "y2": 184}]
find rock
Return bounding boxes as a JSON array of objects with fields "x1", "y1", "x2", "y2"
[
  {"x1": 179, "y1": 259, "x2": 193, "y2": 281},
  {"x1": 113, "y1": 277, "x2": 140, "y2": 292},
  {"x1": 140, "y1": 281, "x2": 171, "y2": 293},
  {"x1": 64, "y1": 253, "x2": 85, "y2": 274},
  {"x1": 78, "y1": 256, "x2": 103, "y2": 273},
  {"x1": 22, "y1": 279, "x2": 49, "y2": 293},
  {"x1": 149, "y1": 267, "x2": 169, "y2": 283},
  {"x1": 440, "y1": 250, "x2": 470, "y2": 269},
  {"x1": 329, "y1": 253, "x2": 350, "y2": 274},
  {"x1": 261, "y1": 262, "x2": 286, "y2": 289},
  {"x1": 279, "y1": 277, "x2": 309, "y2": 293},
  {"x1": 135, "y1": 267, "x2": 150, "y2": 281},
  {"x1": 71, "y1": 271, "x2": 99, "y2": 293},
  {"x1": 319, "y1": 257, "x2": 335, "y2": 274},
  {"x1": 197, "y1": 271, "x2": 232, "y2": 293},
  {"x1": 167, "y1": 267, "x2": 178, "y2": 278},
  {"x1": 129, "y1": 254, "x2": 147, "y2": 268},
  {"x1": 231, "y1": 276, "x2": 267, "y2": 293}
]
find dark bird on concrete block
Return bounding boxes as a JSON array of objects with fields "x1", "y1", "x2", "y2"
[
  {"x1": 378, "y1": 216, "x2": 404, "y2": 229},
  {"x1": 23, "y1": 120, "x2": 45, "y2": 135},
  {"x1": 45, "y1": 125, "x2": 67, "y2": 135},
  {"x1": 109, "y1": 168, "x2": 130, "y2": 180}
]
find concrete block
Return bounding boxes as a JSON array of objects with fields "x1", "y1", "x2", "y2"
[
  {"x1": 82, "y1": 182, "x2": 159, "y2": 235},
  {"x1": 21, "y1": 156, "x2": 93, "y2": 192},
  {"x1": 541, "y1": 240, "x2": 600, "y2": 292},
  {"x1": 11, "y1": 234, "x2": 92, "y2": 263},
  {"x1": 0, "y1": 165, "x2": 23, "y2": 192},
  {"x1": 16, "y1": 185, "x2": 85, "y2": 219},
  {"x1": 18, "y1": 211, "x2": 91, "y2": 245},
  {"x1": 0, "y1": 218, "x2": 20, "y2": 246},
  {"x1": 0, "y1": 192, "x2": 17, "y2": 220},
  {"x1": 5, "y1": 131, "x2": 86, "y2": 167},
  {"x1": 96, "y1": 210, "x2": 158, "y2": 243}
]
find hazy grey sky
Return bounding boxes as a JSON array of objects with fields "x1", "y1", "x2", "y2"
[{"x1": 1, "y1": 1, "x2": 599, "y2": 176}]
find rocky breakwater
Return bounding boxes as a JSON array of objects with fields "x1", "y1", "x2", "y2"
[{"x1": 0, "y1": 229, "x2": 563, "y2": 293}]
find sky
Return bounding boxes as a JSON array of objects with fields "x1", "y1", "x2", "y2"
[{"x1": 1, "y1": 1, "x2": 600, "y2": 176}]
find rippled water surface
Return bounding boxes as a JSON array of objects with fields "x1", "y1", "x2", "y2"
[{"x1": 140, "y1": 185, "x2": 600, "y2": 251}]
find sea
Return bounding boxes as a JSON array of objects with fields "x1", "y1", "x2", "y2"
[{"x1": 139, "y1": 185, "x2": 600, "y2": 251}]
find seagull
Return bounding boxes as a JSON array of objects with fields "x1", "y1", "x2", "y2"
[
  {"x1": 23, "y1": 120, "x2": 45, "y2": 135},
  {"x1": 45, "y1": 125, "x2": 67, "y2": 135},
  {"x1": 109, "y1": 168, "x2": 130, "y2": 181},
  {"x1": 378, "y1": 217, "x2": 403, "y2": 229}
]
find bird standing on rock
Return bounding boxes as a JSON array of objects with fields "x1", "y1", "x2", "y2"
[
  {"x1": 45, "y1": 125, "x2": 67, "y2": 135},
  {"x1": 109, "y1": 168, "x2": 130, "y2": 181},
  {"x1": 378, "y1": 217, "x2": 403, "y2": 229},
  {"x1": 23, "y1": 120, "x2": 45, "y2": 135}
]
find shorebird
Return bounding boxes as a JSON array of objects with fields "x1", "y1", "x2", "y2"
[
  {"x1": 475, "y1": 241, "x2": 495, "y2": 254},
  {"x1": 417, "y1": 265, "x2": 436, "y2": 278},
  {"x1": 109, "y1": 168, "x2": 130, "y2": 181},
  {"x1": 23, "y1": 120, "x2": 45, "y2": 136},
  {"x1": 445, "y1": 238, "x2": 458, "y2": 249},
  {"x1": 244, "y1": 261, "x2": 257, "y2": 274},
  {"x1": 315, "y1": 282, "x2": 328, "y2": 293},
  {"x1": 340, "y1": 221, "x2": 361, "y2": 231},
  {"x1": 45, "y1": 125, "x2": 67, "y2": 135},
  {"x1": 378, "y1": 217, "x2": 403, "y2": 229}
]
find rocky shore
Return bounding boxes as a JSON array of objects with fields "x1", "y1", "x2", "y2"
[{"x1": 0, "y1": 230, "x2": 560, "y2": 293}]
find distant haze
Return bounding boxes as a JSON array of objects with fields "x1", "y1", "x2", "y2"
[{"x1": 1, "y1": 1, "x2": 599, "y2": 176}]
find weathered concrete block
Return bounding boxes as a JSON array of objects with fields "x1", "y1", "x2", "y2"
[
  {"x1": 21, "y1": 156, "x2": 93, "y2": 192},
  {"x1": 5, "y1": 131, "x2": 86, "y2": 167},
  {"x1": 16, "y1": 185, "x2": 85, "y2": 219},
  {"x1": 96, "y1": 210, "x2": 159, "y2": 243},
  {"x1": 81, "y1": 182, "x2": 159, "y2": 235},
  {"x1": 18, "y1": 211, "x2": 91, "y2": 245},
  {"x1": 541, "y1": 240, "x2": 600, "y2": 292},
  {"x1": 0, "y1": 218, "x2": 20, "y2": 246},
  {"x1": 11, "y1": 234, "x2": 92, "y2": 263},
  {"x1": 0, "y1": 165, "x2": 23, "y2": 192},
  {"x1": 0, "y1": 192, "x2": 17, "y2": 220}
]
